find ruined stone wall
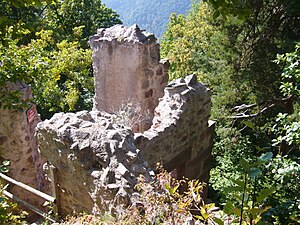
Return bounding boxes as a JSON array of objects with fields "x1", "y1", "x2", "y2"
[
  {"x1": 90, "y1": 24, "x2": 214, "y2": 183},
  {"x1": 35, "y1": 75, "x2": 214, "y2": 217},
  {"x1": 0, "y1": 24, "x2": 214, "y2": 218},
  {"x1": 90, "y1": 24, "x2": 169, "y2": 129},
  {"x1": 36, "y1": 111, "x2": 152, "y2": 216},
  {"x1": 135, "y1": 75, "x2": 215, "y2": 182},
  {"x1": 0, "y1": 84, "x2": 46, "y2": 210}
]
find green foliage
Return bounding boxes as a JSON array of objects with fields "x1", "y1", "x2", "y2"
[
  {"x1": 203, "y1": 0, "x2": 250, "y2": 19},
  {"x1": 223, "y1": 153, "x2": 275, "y2": 224},
  {"x1": 272, "y1": 112, "x2": 300, "y2": 148},
  {"x1": 0, "y1": 29, "x2": 93, "y2": 118},
  {"x1": 0, "y1": 184, "x2": 26, "y2": 224},
  {"x1": 212, "y1": 134, "x2": 300, "y2": 224},
  {"x1": 161, "y1": 2, "x2": 255, "y2": 119},
  {"x1": 210, "y1": 128, "x2": 263, "y2": 202},
  {"x1": 0, "y1": 0, "x2": 53, "y2": 44},
  {"x1": 212, "y1": 151, "x2": 297, "y2": 224},
  {"x1": 275, "y1": 42, "x2": 300, "y2": 98},
  {"x1": 270, "y1": 43, "x2": 300, "y2": 154},
  {"x1": 0, "y1": 0, "x2": 121, "y2": 117},
  {"x1": 263, "y1": 155, "x2": 300, "y2": 223},
  {"x1": 162, "y1": 2, "x2": 226, "y2": 80},
  {"x1": 0, "y1": 161, "x2": 27, "y2": 224},
  {"x1": 162, "y1": 0, "x2": 300, "y2": 118},
  {"x1": 0, "y1": 0, "x2": 121, "y2": 46},
  {"x1": 44, "y1": 0, "x2": 122, "y2": 47},
  {"x1": 225, "y1": 0, "x2": 299, "y2": 103},
  {"x1": 162, "y1": 1, "x2": 300, "y2": 224}
]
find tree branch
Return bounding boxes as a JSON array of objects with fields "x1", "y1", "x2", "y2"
[
  {"x1": 230, "y1": 95, "x2": 296, "y2": 119},
  {"x1": 231, "y1": 103, "x2": 275, "y2": 119}
]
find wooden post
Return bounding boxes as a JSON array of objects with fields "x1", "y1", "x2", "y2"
[{"x1": 49, "y1": 165, "x2": 60, "y2": 218}]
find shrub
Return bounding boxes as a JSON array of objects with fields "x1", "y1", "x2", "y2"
[{"x1": 0, "y1": 161, "x2": 27, "y2": 224}]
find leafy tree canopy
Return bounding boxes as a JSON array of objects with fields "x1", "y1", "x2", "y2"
[
  {"x1": 162, "y1": 1, "x2": 299, "y2": 223},
  {"x1": 0, "y1": 0, "x2": 121, "y2": 118},
  {"x1": 0, "y1": 28, "x2": 94, "y2": 117},
  {"x1": 44, "y1": 0, "x2": 122, "y2": 47},
  {"x1": 0, "y1": 0, "x2": 53, "y2": 44},
  {"x1": 162, "y1": 0, "x2": 300, "y2": 116}
]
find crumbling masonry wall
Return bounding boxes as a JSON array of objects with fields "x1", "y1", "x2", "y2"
[
  {"x1": 35, "y1": 25, "x2": 214, "y2": 216},
  {"x1": 36, "y1": 111, "x2": 152, "y2": 216},
  {"x1": 0, "y1": 84, "x2": 46, "y2": 210},
  {"x1": 36, "y1": 75, "x2": 214, "y2": 216},
  {"x1": 0, "y1": 24, "x2": 214, "y2": 218},
  {"x1": 135, "y1": 75, "x2": 215, "y2": 182},
  {"x1": 89, "y1": 24, "x2": 214, "y2": 182}
]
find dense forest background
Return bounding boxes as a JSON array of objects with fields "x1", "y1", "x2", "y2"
[
  {"x1": 102, "y1": 0, "x2": 191, "y2": 38},
  {"x1": 0, "y1": 0, "x2": 299, "y2": 224},
  {"x1": 161, "y1": 0, "x2": 300, "y2": 223}
]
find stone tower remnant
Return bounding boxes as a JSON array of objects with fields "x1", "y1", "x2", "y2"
[{"x1": 89, "y1": 24, "x2": 169, "y2": 130}]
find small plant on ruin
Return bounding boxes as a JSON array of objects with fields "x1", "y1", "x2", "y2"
[
  {"x1": 59, "y1": 211, "x2": 122, "y2": 225},
  {"x1": 0, "y1": 185, "x2": 25, "y2": 224},
  {"x1": 60, "y1": 168, "x2": 220, "y2": 224},
  {"x1": 0, "y1": 160, "x2": 9, "y2": 173},
  {"x1": 0, "y1": 161, "x2": 27, "y2": 224},
  {"x1": 118, "y1": 165, "x2": 214, "y2": 224},
  {"x1": 111, "y1": 99, "x2": 151, "y2": 131},
  {"x1": 59, "y1": 213, "x2": 115, "y2": 225}
]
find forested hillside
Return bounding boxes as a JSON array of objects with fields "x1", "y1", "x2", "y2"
[
  {"x1": 102, "y1": 0, "x2": 191, "y2": 38},
  {"x1": 162, "y1": 0, "x2": 300, "y2": 223}
]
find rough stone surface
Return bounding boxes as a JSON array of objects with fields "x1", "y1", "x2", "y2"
[
  {"x1": 89, "y1": 24, "x2": 169, "y2": 131},
  {"x1": 36, "y1": 111, "x2": 152, "y2": 216},
  {"x1": 0, "y1": 83, "x2": 46, "y2": 212},
  {"x1": 135, "y1": 75, "x2": 215, "y2": 182},
  {"x1": 0, "y1": 25, "x2": 214, "y2": 218}
]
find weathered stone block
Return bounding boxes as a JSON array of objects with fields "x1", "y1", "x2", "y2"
[
  {"x1": 36, "y1": 111, "x2": 153, "y2": 216},
  {"x1": 134, "y1": 75, "x2": 214, "y2": 182}
]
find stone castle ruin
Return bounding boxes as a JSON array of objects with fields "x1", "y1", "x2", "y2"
[
  {"x1": 90, "y1": 24, "x2": 169, "y2": 131},
  {"x1": 0, "y1": 24, "x2": 214, "y2": 217}
]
